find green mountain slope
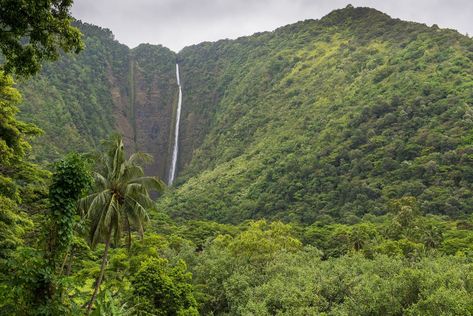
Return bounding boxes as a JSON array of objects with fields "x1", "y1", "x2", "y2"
[
  {"x1": 17, "y1": 22, "x2": 129, "y2": 162},
  {"x1": 159, "y1": 6, "x2": 473, "y2": 223},
  {"x1": 15, "y1": 7, "x2": 473, "y2": 224}
]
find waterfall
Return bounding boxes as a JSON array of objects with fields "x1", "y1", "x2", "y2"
[{"x1": 168, "y1": 63, "x2": 182, "y2": 185}]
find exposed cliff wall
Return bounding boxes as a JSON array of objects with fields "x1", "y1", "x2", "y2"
[
  {"x1": 18, "y1": 22, "x2": 179, "y2": 181},
  {"x1": 130, "y1": 44, "x2": 177, "y2": 178}
]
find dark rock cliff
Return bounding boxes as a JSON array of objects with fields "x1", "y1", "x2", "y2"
[{"x1": 126, "y1": 45, "x2": 177, "y2": 179}]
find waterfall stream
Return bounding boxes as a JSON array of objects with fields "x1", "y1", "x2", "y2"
[{"x1": 168, "y1": 63, "x2": 182, "y2": 185}]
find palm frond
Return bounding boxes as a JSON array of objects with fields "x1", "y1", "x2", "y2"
[
  {"x1": 93, "y1": 172, "x2": 108, "y2": 189},
  {"x1": 78, "y1": 192, "x2": 99, "y2": 216},
  {"x1": 122, "y1": 164, "x2": 145, "y2": 182},
  {"x1": 128, "y1": 152, "x2": 153, "y2": 165},
  {"x1": 128, "y1": 176, "x2": 165, "y2": 193}
]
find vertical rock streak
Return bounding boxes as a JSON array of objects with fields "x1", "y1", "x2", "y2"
[{"x1": 168, "y1": 63, "x2": 182, "y2": 185}]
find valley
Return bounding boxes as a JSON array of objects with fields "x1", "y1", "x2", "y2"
[{"x1": 2, "y1": 4, "x2": 473, "y2": 315}]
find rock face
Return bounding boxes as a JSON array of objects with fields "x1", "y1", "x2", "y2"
[
  {"x1": 104, "y1": 43, "x2": 179, "y2": 180},
  {"x1": 18, "y1": 22, "x2": 270, "y2": 183},
  {"x1": 127, "y1": 45, "x2": 177, "y2": 179},
  {"x1": 19, "y1": 23, "x2": 182, "y2": 181}
]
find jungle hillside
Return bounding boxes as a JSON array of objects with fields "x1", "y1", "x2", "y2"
[{"x1": 1, "y1": 2, "x2": 473, "y2": 315}]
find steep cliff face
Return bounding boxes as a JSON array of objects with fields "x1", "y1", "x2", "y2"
[
  {"x1": 18, "y1": 22, "x2": 178, "y2": 180},
  {"x1": 129, "y1": 44, "x2": 177, "y2": 178}
]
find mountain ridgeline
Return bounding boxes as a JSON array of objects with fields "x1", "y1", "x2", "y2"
[{"x1": 20, "y1": 6, "x2": 473, "y2": 224}]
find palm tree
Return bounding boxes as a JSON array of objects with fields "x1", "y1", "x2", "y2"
[{"x1": 79, "y1": 135, "x2": 165, "y2": 314}]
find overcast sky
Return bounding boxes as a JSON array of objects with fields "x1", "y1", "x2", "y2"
[{"x1": 71, "y1": 0, "x2": 473, "y2": 52}]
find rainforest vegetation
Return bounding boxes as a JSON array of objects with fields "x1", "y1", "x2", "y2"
[{"x1": 1, "y1": 2, "x2": 473, "y2": 315}]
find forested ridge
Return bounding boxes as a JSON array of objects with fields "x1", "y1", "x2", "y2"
[
  {"x1": 1, "y1": 3, "x2": 473, "y2": 315},
  {"x1": 17, "y1": 21, "x2": 127, "y2": 162},
  {"x1": 161, "y1": 6, "x2": 473, "y2": 223}
]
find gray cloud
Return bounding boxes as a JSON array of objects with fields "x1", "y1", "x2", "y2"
[{"x1": 71, "y1": 0, "x2": 473, "y2": 52}]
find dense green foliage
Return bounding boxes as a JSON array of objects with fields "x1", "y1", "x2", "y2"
[
  {"x1": 3, "y1": 4, "x2": 473, "y2": 315},
  {"x1": 160, "y1": 6, "x2": 473, "y2": 224},
  {"x1": 0, "y1": 153, "x2": 91, "y2": 314},
  {"x1": 132, "y1": 258, "x2": 198, "y2": 315},
  {"x1": 0, "y1": 0, "x2": 83, "y2": 77},
  {"x1": 48, "y1": 153, "x2": 91, "y2": 261},
  {"x1": 185, "y1": 219, "x2": 473, "y2": 315},
  {"x1": 0, "y1": 2, "x2": 83, "y2": 311},
  {"x1": 3, "y1": 210, "x2": 473, "y2": 314},
  {"x1": 17, "y1": 21, "x2": 130, "y2": 163},
  {"x1": 0, "y1": 71, "x2": 49, "y2": 313}
]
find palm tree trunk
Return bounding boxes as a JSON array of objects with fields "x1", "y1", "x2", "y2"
[
  {"x1": 66, "y1": 253, "x2": 73, "y2": 276},
  {"x1": 126, "y1": 217, "x2": 132, "y2": 252},
  {"x1": 85, "y1": 232, "x2": 111, "y2": 315},
  {"x1": 59, "y1": 252, "x2": 69, "y2": 276}
]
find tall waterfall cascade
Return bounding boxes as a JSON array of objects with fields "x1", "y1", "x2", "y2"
[{"x1": 168, "y1": 63, "x2": 182, "y2": 185}]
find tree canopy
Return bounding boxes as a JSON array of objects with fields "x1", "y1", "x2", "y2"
[{"x1": 0, "y1": 0, "x2": 83, "y2": 77}]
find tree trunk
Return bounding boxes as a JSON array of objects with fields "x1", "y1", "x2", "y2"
[
  {"x1": 66, "y1": 253, "x2": 73, "y2": 276},
  {"x1": 126, "y1": 217, "x2": 132, "y2": 252},
  {"x1": 59, "y1": 251, "x2": 69, "y2": 276},
  {"x1": 85, "y1": 232, "x2": 111, "y2": 315}
]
